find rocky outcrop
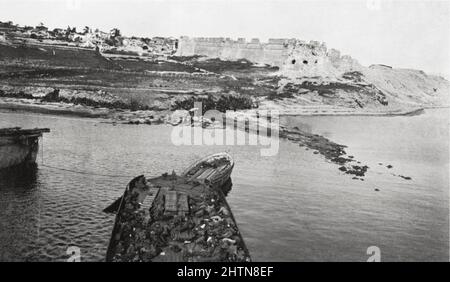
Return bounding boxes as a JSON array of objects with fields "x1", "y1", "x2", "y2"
[
  {"x1": 258, "y1": 67, "x2": 449, "y2": 114},
  {"x1": 176, "y1": 37, "x2": 449, "y2": 111},
  {"x1": 361, "y1": 66, "x2": 450, "y2": 107}
]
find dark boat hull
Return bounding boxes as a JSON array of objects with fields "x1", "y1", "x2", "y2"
[
  {"x1": 0, "y1": 127, "x2": 49, "y2": 170},
  {"x1": 0, "y1": 136, "x2": 39, "y2": 170}
]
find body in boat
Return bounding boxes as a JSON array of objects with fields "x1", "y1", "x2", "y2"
[{"x1": 105, "y1": 152, "x2": 250, "y2": 262}]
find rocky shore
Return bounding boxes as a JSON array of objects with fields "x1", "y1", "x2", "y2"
[
  {"x1": 280, "y1": 126, "x2": 370, "y2": 180},
  {"x1": 0, "y1": 87, "x2": 432, "y2": 125},
  {"x1": 0, "y1": 84, "x2": 423, "y2": 183}
]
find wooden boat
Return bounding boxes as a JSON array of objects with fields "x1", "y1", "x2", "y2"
[
  {"x1": 181, "y1": 152, "x2": 234, "y2": 188},
  {"x1": 0, "y1": 127, "x2": 50, "y2": 170},
  {"x1": 103, "y1": 152, "x2": 235, "y2": 214},
  {"x1": 105, "y1": 152, "x2": 251, "y2": 262}
]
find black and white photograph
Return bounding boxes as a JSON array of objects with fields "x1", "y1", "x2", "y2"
[{"x1": 0, "y1": 0, "x2": 449, "y2": 265}]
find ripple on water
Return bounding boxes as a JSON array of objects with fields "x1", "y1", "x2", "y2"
[{"x1": 0, "y1": 111, "x2": 448, "y2": 261}]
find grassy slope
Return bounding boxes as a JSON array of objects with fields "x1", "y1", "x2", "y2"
[
  {"x1": 0, "y1": 43, "x2": 117, "y2": 69},
  {"x1": 2, "y1": 41, "x2": 448, "y2": 114},
  {"x1": 0, "y1": 42, "x2": 279, "y2": 111}
]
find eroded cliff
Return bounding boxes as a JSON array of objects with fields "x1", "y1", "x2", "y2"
[{"x1": 177, "y1": 36, "x2": 449, "y2": 114}]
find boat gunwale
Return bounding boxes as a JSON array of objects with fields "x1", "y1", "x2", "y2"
[
  {"x1": 181, "y1": 152, "x2": 234, "y2": 177},
  {"x1": 105, "y1": 183, "x2": 131, "y2": 262},
  {"x1": 0, "y1": 127, "x2": 50, "y2": 137},
  {"x1": 182, "y1": 152, "x2": 234, "y2": 187}
]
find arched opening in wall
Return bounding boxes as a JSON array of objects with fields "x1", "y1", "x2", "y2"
[
  {"x1": 291, "y1": 59, "x2": 296, "y2": 65},
  {"x1": 303, "y1": 60, "x2": 308, "y2": 64}
]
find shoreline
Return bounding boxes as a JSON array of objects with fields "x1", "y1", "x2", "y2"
[
  {"x1": 0, "y1": 100, "x2": 110, "y2": 119},
  {"x1": 0, "y1": 98, "x2": 417, "y2": 182},
  {"x1": 0, "y1": 99, "x2": 436, "y2": 122},
  {"x1": 274, "y1": 107, "x2": 426, "y2": 117}
]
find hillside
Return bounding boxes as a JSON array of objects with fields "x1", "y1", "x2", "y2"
[
  {"x1": 1, "y1": 19, "x2": 449, "y2": 117},
  {"x1": 258, "y1": 64, "x2": 450, "y2": 115},
  {"x1": 0, "y1": 43, "x2": 117, "y2": 69},
  {"x1": 176, "y1": 37, "x2": 449, "y2": 114},
  {"x1": 362, "y1": 65, "x2": 449, "y2": 107}
]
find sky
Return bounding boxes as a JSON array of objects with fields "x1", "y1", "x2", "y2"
[{"x1": 0, "y1": 0, "x2": 449, "y2": 78}]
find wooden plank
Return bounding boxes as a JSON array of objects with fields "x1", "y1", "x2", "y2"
[
  {"x1": 196, "y1": 167, "x2": 215, "y2": 180},
  {"x1": 177, "y1": 192, "x2": 189, "y2": 216},
  {"x1": 164, "y1": 190, "x2": 178, "y2": 213},
  {"x1": 0, "y1": 127, "x2": 21, "y2": 133},
  {"x1": 0, "y1": 128, "x2": 50, "y2": 137},
  {"x1": 188, "y1": 166, "x2": 206, "y2": 180}
]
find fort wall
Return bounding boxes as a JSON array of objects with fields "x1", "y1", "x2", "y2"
[
  {"x1": 177, "y1": 37, "x2": 293, "y2": 66},
  {"x1": 176, "y1": 36, "x2": 361, "y2": 76},
  {"x1": 177, "y1": 37, "x2": 294, "y2": 66}
]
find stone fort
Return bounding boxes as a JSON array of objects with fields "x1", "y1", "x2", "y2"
[{"x1": 176, "y1": 36, "x2": 361, "y2": 75}]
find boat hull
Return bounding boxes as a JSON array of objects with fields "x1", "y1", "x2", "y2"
[
  {"x1": 181, "y1": 152, "x2": 234, "y2": 188},
  {"x1": 105, "y1": 153, "x2": 250, "y2": 262},
  {"x1": 0, "y1": 136, "x2": 40, "y2": 170}
]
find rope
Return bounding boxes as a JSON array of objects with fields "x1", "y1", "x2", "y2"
[
  {"x1": 41, "y1": 136, "x2": 44, "y2": 165},
  {"x1": 40, "y1": 163, "x2": 134, "y2": 178}
]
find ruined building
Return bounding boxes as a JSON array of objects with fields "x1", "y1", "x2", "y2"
[{"x1": 176, "y1": 37, "x2": 362, "y2": 77}]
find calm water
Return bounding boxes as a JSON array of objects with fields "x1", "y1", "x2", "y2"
[{"x1": 0, "y1": 109, "x2": 448, "y2": 261}]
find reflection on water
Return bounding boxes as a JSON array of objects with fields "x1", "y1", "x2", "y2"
[
  {"x1": 0, "y1": 165, "x2": 40, "y2": 261},
  {"x1": 0, "y1": 109, "x2": 448, "y2": 261},
  {"x1": 0, "y1": 165, "x2": 38, "y2": 190}
]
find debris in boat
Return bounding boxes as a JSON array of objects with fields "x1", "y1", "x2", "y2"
[
  {"x1": 105, "y1": 153, "x2": 250, "y2": 262},
  {"x1": 103, "y1": 175, "x2": 152, "y2": 214}
]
